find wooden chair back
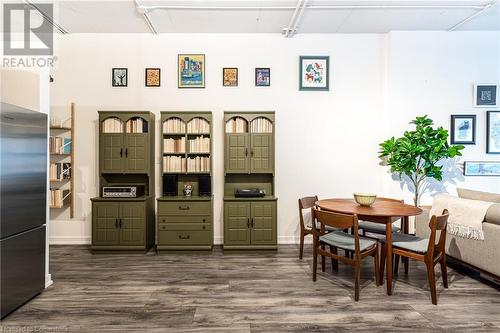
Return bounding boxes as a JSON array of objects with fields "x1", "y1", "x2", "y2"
[
  {"x1": 427, "y1": 209, "x2": 449, "y2": 258},
  {"x1": 298, "y1": 196, "x2": 318, "y2": 231},
  {"x1": 312, "y1": 208, "x2": 361, "y2": 254}
]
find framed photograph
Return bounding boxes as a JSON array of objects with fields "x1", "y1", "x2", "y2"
[
  {"x1": 255, "y1": 68, "x2": 270, "y2": 87},
  {"x1": 178, "y1": 54, "x2": 205, "y2": 88},
  {"x1": 112, "y1": 68, "x2": 128, "y2": 87},
  {"x1": 223, "y1": 68, "x2": 238, "y2": 87},
  {"x1": 299, "y1": 56, "x2": 329, "y2": 91},
  {"x1": 474, "y1": 84, "x2": 498, "y2": 107},
  {"x1": 464, "y1": 161, "x2": 500, "y2": 176},
  {"x1": 487, "y1": 111, "x2": 500, "y2": 154},
  {"x1": 145, "y1": 68, "x2": 160, "y2": 87},
  {"x1": 450, "y1": 115, "x2": 476, "y2": 145}
]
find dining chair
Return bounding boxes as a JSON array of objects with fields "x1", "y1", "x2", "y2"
[
  {"x1": 380, "y1": 209, "x2": 449, "y2": 305},
  {"x1": 298, "y1": 196, "x2": 338, "y2": 260},
  {"x1": 312, "y1": 208, "x2": 380, "y2": 301}
]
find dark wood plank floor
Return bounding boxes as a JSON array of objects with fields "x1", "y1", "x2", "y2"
[{"x1": 2, "y1": 245, "x2": 500, "y2": 332}]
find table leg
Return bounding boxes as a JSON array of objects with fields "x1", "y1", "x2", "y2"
[
  {"x1": 386, "y1": 220, "x2": 393, "y2": 295},
  {"x1": 403, "y1": 216, "x2": 409, "y2": 274}
]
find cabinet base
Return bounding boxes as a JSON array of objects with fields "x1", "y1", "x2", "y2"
[
  {"x1": 91, "y1": 245, "x2": 151, "y2": 253},
  {"x1": 157, "y1": 245, "x2": 212, "y2": 251},
  {"x1": 223, "y1": 245, "x2": 277, "y2": 250}
]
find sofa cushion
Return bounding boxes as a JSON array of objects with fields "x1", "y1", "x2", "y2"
[
  {"x1": 457, "y1": 188, "x2": 500, "y2": 203},
  {"x1": 485, "y1": 204, "x2": 500, "y2": 226}
]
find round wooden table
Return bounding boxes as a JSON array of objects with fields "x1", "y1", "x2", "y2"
[{"x1": 315, "y1": 198, "x2": 422, "y2": 295}]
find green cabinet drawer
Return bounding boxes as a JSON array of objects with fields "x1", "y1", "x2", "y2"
[
  {"x1": 158, "y1": 228, "x2": 211, "y2": 245},
  {"x1": 158, "y1": 201, "x2": 211, "y2": 216},
  {"x1": 158, "y1": 223, "x2": 211, "y2": 231},
  {"x1": 157, "y1": 216, "x2": 210, "y2": 224}
]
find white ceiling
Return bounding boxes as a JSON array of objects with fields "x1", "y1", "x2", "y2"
[{"x1": 7, "y1": 0, "x2": 500, "y2": 34}]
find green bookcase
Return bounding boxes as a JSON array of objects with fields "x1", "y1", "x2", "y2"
[
  {"x1": 157, "y1": 111, "x2": 214, "y2": 251},
  {"x1": 91, "y1": 111, "x2": 155, "y2": 252},
  {"x1": 223, "y1": 112, "x2": 277, "y2": 250}
]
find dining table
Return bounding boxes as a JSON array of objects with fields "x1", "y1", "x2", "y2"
[{"x1": 315, "y1": 197, "x2": 422, "y2": 295}]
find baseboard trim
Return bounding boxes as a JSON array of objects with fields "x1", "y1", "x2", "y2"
[
  {"x1": 49, "y1": 236, "x2": 91, "y2": 245},
  {"x1": 45, "y1": 274, "x2": 53, "y2": 288}
]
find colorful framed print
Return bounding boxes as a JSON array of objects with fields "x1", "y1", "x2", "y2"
[
  {"x1": 487, "y1": 111, "x2": 500, "y2": 154},
  {"x1": 299, "y1": 56, "x2": 329, "y2": 91},
  {"x1": 255, "y1": 68, "x2": 270, "y2": 86},
  {"x1": 178, "y1": 54, "x2": 205, "y2": 88},
  {"x1": 223, "y1": 68, "x2": 238, "y2": 87},
  {"x1": 464, "y1": 161, "x2": 500, "y2": 176},
  {"x1": 474, "y1": 84, "x2": 498, "y2": 107},
  {"x1": 145, "y1": 68, "x2": 160, "y2": 87},
  {"x1": 112, "y1": 68, "x2": 128, "y2": 87},
  {"x1": 450, "y1": 115, "x2": 476, "y2": 145}
]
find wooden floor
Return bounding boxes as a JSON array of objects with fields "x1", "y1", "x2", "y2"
[{"x1": 2, "y1": 245, "x2": 500, "y2": 332}]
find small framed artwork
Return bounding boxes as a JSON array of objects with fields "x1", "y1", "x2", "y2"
[
  {"x1": 178, "y1": 54, "x2": 205, "y2": 88},
  {"x1": 112, "y1": 68, "x2": 128, "y2": 87},
  {"x1": 223, "y1": 68, "x2": 238, "y2": 87},
  {"x1": 299, "y1": 56, "x2": 329, "y2": 91},
  {"x1": 450, "y1": 115, "x2": 476, "y2": 145},
  {"x1": 474, "y1": 84, "x2": 498, "y2": 107},
  {"x1": 255, "y1": 68, "x2": 270, "y2": 87},
  {"x1": 464, "y1": 161, "x2": 500, "y2": 176},
  {"x1": 145, "y1": 68, "x2": 160, "y2": 87},
  {"x1": 487, "y1": 110, "x2": 500, "y2": 154}
]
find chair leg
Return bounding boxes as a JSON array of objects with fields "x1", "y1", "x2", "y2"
[
  {"x1": 427, "y1": 262, "x2": 438, "y2": 305},
  {"x1": 299, "y1": 231, "x2": 305, "y2": 260},
  {"x1": 404, "y1": 257, "x2": 409, "y2": 275},
  {"x1": 380, "y1": 244, "x2": 386, "y2": 284},
  {"x1": 374, "y1": 245, "x2": 381, "y2": 286},
  {"x1": 440, "y1": 254, "x2": 449, "y2": 289},
  {"x1": 330, "y1": 246, "x2": 338, "y2": 272},
  {"x1": 354, "y1": 258, "x2": 361, "y2": 301},
  {"x1": 321, "y1": 244, "x2": 326, "y2": 272},
  {"x1": 394, "y1": 254, "x2": 400, "y2": 275},
  {"x1": 312, "y1": 243, "x2": 317, "y2": 282}
]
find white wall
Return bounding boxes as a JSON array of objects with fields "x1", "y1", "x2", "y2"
[{"x1": 49, "y1": 32, "x2": 500, "y2": 245}]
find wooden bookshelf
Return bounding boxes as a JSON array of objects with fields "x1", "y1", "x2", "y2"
[{"x1": 49, "y1": 103, "x2": 74, "y2": 218}]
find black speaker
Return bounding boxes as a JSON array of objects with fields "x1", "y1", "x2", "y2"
[
  {"x1": 199, "y1": 175, "x2": 211, "y2": 196},
  {"x1": 163, "y1": 175, "x2": 178, "y2": 196}
]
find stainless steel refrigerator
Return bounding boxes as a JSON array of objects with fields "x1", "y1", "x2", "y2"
[{"x1": 0, "y1": 102, "x2": 47, "y2": 319}]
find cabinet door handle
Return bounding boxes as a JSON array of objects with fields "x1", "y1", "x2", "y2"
[
  {"x1": 115, "y1": 218, "x2": 118, "y2": 228},
  {"x1": 247, "y1": 218, "x2": 250, "y2": 228},
  {"x1": 250, "y1": 149, "x2": 254, "y2": 157},
  {"x1": 245, "y1": 148, "x2": 248, "y2": 156},
  {"x1": 179, "y1": 235, "x2": 190, "y2": 240},
  {"x1": 119, "y1": 148, "x2": 123, "y2": 157},
  {"x1": 119, "y1": 219, "x2": 123, "y2": 228},
  {"x1": 178, "y1": 206, "x2": 190, "y2": 210},
  {"x1": 251, "y1": 218, "x2": 254, "y2": 228},
  {"x1": 125, "y1": 148, "x2": 128, "y2": 158}
]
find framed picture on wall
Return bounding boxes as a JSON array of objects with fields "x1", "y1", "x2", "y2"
[
  {"x1": 464, "y1": 161, "x2": 500, "y2": 176},
  {"x1": 178, "y1": 54, "x2": 205, "y2": 88},
  {"x1": 145, "y1": 68, "x2": 160, "y2": 87},
  {"x1": 112, "y1": 68, "x2": 128, "y2": 87},
  {"x1": 255, "y1": 68, "x2": 270, "y2": 86},
  {"x1": 487, "y1": 111, "x2": 500, "y2": 154},
  {"x1": 450, "y1": 114, "x2": 476, "y2": 145},
  {"x1": 474, "y1": 84, "x2": 498, "y2": 107},
  {"x1": 223, "y1": 68, "x2": 238, "y2": 87},
  {"x1": 299, "y1": 56, "x2": 329, "y2": 91}
]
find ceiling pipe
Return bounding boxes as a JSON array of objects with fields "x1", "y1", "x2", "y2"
[
  {"x1": 24, "y1": 0, "x2": 68, "y2": 34},
  {"x1": 288, "y1": 0, "x2": 309, "y2": 38},
  {"x1": 448, "y1": 1, "x2": 497, "y2": 31},
  {"x1": 135, "y1": 0, "x2": 158, "y2": 35},
  {"x1": 284, "y1": 0, "x2": 303, "y2": 38}
]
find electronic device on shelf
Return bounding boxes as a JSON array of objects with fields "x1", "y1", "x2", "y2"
[
  {"x1": 102, "y1": 185, "x2": 145, "y2": 198},
  {"x1": 234, "y1": 188, "x2": 266, "y2": 198}
]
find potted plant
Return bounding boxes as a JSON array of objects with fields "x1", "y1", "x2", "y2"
[{"x1": 378, "y1": 115, "x2": 465, "y2": 206}]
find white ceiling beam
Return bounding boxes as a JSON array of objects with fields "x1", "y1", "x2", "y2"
[
  {"x1": 289, "y1": 0, "x2": 309, "y2": 37},
  {"x1": 283, "y1": 0, "x2": 303, "y2": 37},
  {"x1": 135, "y1": 0, "x2": 158, "y2": 35},
  {"x1": 448, "y1": 1, "x2": 497, "y2": 31},
  {"x1": 24, "y1": 0, "x2": 69, "y2": 34}
]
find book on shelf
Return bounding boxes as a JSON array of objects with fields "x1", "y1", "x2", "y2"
[
  {"x1": 163, "y1": 137, "x2": 186, "y2": 153},
  {"x1": 50, "y1": 136, "x2": 72, "y2": 154},
  {"x1": 187, "y1": 118, "x2": 210, "y2": 133},
  {"x1": 188, "y1": 136, "x2": 210, "y2": 153},
  {"x1": 187, "y1": 156, "x2": 210, "y2": 173},
  {"x1": 163, "y1": 156, "x2": 186, "y2": 173},
  {"x1": 50, "y1": 162, "x2": 71, "y2": 180},
  {"x1": 50, "y1": 189, "x2": 70, "y2": 207},
  {"x1": 250, "y1": 118, "x2": 272, "y2": 133},
  {"x1": 225, "y1": 118, "x2": 247, "y2": 133},
  {"x1": 125, "y1": 118, "x2": 147, "y2": 133},
  {"x1": 102, "y1": 118, "x2": 123, "y2": 133},
  {"x1": 163, "y1": 118, "x2": 186, "y2": 133}
]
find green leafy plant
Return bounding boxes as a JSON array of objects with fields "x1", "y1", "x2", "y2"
[{"x1": 378, "y1": 115, "x2": 464, "y2": 206}]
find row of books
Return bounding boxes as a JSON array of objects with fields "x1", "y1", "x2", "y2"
[
  {"x1": 164, "y1": 138, "x2": 186, "y2": 153},
  {"x1": 188, "y1": 136, "x2": 210, "y2": 153},
  {"x1": 186, "y1": 118, "x2": 210, "y2": 133},
  {"x1": 187, "y1": 156, "x2": 210, "y2": 173},
  {"x1": 163, "y1": 156, "x2": 186, "y2": 173},
  {"x1": 50, "y1": 189, "x2": 70, "y2": 208},
  {"x1": 50, "y1": 116, "x2": 71, "y2": 129},
  {"x1": 163, "y1": 118, "x2": 186, "y2": 133},
  {"x1": 50, "y1": 137, "x2": 72, "y2": 154},
  {"x1": 50, "y1": 163, "x2": 71, "y2": 181},
  {"x1": 102, "y1": 118, "x2": 123, "y2": 133},
  {"x1": 225, "y1": 118, "x2": 248, "y2": 133},
  {"x1": 250, "y1": 118, "x2": 273, "y2": 133},
  {"x1": 125, "y1": 118, "x2": 148, "y2": 133}
]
